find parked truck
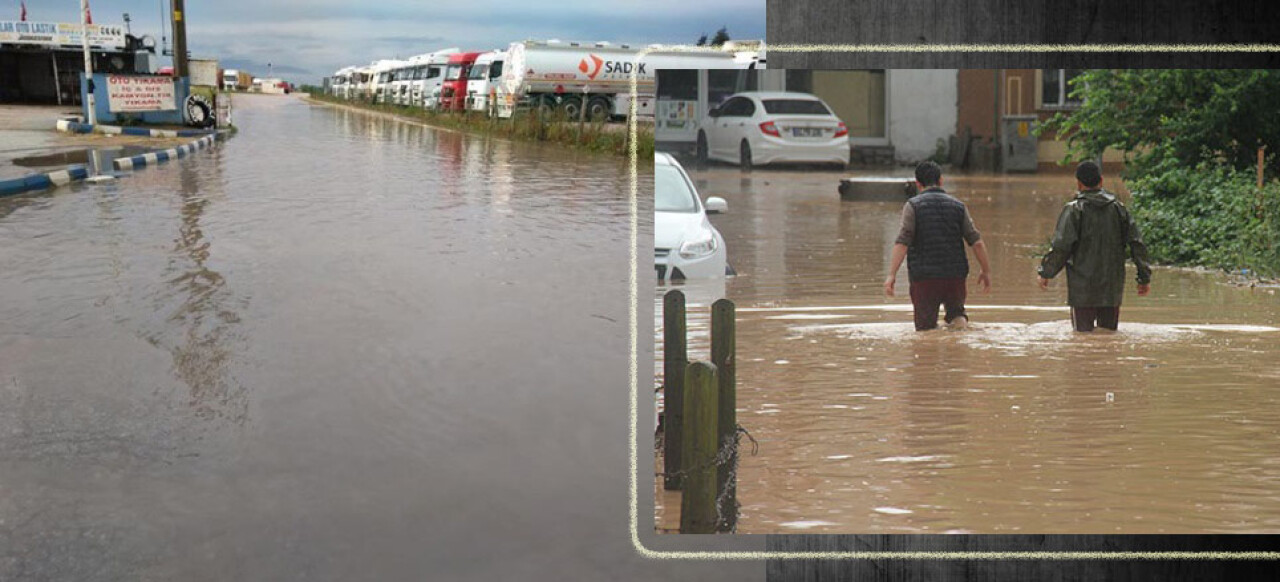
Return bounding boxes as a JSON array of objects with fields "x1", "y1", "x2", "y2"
[
  {"x1": 465, "y1": 50, "x2": 507, "y2": 115},
  {"x1": 440, "y1": 52, "x2": 482, "y2": 111},
  {"x1": 368, "y1": 59, "x2": 409, "y2": 103},
  {"x1": 386, "y1": 49, "x2": 460, "y2": 108},
  {"x1": 494, "y1": 40, "x2": 752, "y2": 120},
  {"x1": 220, "y1": 69, "x2": 254, "y2": 91}
]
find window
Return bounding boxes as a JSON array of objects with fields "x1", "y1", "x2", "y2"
[
  {"x1": 426, "y1": 66, "x2": 441, "y2": 80},
  {"x1": 655, "y1": 166, "x2": 699, "y2": 213},
  {"x1": 656, "y1": 70, "x2": 698, "y2": 100},
  {"x1": 489, "y1": 61, "x2": 503, "y2": 80},
  {"x1": 445, "y1": 65, "x2": 463, "y2": 81},
  {"x1": 719, "y1": 97, "x2": 755, "y2": 117},
  {"x1": 468, "y1": 64, "x2": 489, "y2": 80},
  {"x1": 1041, "y1": 69, "x2": 1084, "y2": 108},
  {"x1": 708, "y1": 70, "x2": 758, "y2": 108},
  {"x1": 762, "y1": 99, "x2": 832, "y2": 116}
]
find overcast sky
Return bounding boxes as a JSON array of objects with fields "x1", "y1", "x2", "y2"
[{"x1": 16, "y1": 0, "x2": 765, "y2": 83}]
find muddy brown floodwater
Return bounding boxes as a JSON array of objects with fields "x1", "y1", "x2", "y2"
[
  {"x1": 656, "y1": 165, "x2": 1280, "y2": 535},
  {"x1": 0, "y1": 94, "x2": 764, "y2": 580}
]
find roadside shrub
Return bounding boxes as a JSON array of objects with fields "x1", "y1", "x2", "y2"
[
  {"x1": 303, "y1": 92, "x2": 649, "y2": 159},
  {"x1": 1129, "y1": 161, "x2": 1280, "y2": 277}
]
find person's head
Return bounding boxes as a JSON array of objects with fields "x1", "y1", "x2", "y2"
[
  {"x1": 1076, "y1": 160, "x2": 1103, "y2": 190},
  {"x1": 915, "y1": 161, "x2": 943, "y2": 189}
]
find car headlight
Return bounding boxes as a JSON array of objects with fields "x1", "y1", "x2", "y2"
[{"x1": 679, "y1": 235, "x2": 717, "y2": 259}]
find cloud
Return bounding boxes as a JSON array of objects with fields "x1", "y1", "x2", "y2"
[{"x1": 28, "y1": 0, "x2": 764, "y2": 83}]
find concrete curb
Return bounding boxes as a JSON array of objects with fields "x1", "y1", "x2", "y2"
[
  {"x1": 113, "y1": 134, "x2": 217, "y2": 171},
  {"x1": 0, "y1": 166, "x2": 92, "y2": 198},
  {"x1": 55, "y1": 118, "x2": 216, "y2": 139}
]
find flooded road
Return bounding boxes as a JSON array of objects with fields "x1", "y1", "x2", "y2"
[
  {"x1": 656, "y1": 166, "x2": 1280, "y2": 534},
  {"x1": 0, "y1": 94, "x2": 760, "y2": 580}
]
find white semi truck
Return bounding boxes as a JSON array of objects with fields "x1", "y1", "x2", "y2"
[
  {"x1": 465, "y1": 50, "x2": 507, "y2": 115},
  {"x1": 388, "y1": 49, "x2": 460, "y2": 108},
  {"x1": 369, "y1": 59, "x2": 409, "y2": 103},
  {"x1": 330, "y1": 66, "x2": 357, "y2": 98},
  {"x1": 495, "y1": 40, "x2": 756, "y2": 120}
]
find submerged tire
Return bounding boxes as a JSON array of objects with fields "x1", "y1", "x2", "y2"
[{"x1": 739, "y1": 140, "x2": 753, "y2": 171}]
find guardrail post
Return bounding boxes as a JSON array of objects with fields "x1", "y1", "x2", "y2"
[
  {"x1": 711, "y1": 298, "x2": 737, "y2": 532},
  {"x1": 679, "y1": 361, "x2": 719, "y2": 534},
  {"x1": 662, "y1": 289, "x2": 687, "y2": 490}
]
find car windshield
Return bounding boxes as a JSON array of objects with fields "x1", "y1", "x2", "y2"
[
  {"x1": 655, "y1": 165, "x2": 699, "y2": 213},
  {"x1": 468, "y1": 64, "x2": 489, "y2": 80},
  {"x1": 762, "y1": 99, "x2": 831, "y2": 115},
  {"x1": 445, "y1": 65, "x2": 463, "y2": 80}
]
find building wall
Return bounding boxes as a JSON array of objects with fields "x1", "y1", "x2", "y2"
[
  {"x1": 887, "y1": 69, "x2": 958, "y2": 162},
  {"x1": 956, "y1": 69, "x2": 997, "y2": 141}
]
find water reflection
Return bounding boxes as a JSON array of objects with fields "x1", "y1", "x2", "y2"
[
  {"x1": 658, "y1": 167, "x2": 1280, "y2": 534},
  {"x1": 145, "y1": 158, "x2": 248, "y2": 424}
]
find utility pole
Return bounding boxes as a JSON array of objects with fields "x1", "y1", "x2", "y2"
[
  {"x1": 123, "y1": 12, "x2": 131, "y2": 36},
  {"x1": 171, "y1": 0, "x2": 188, "y2": 77},
  {"x1": 159, "y1": 0, "x2": 169, "y2": 56},
  {"x1": 80, "y1": 0, "x2": 96, "y2": 124}
]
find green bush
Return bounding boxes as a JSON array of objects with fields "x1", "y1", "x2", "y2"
[{"x1": 1129, "y1": 161, "x2": 1280, "y2": 277}]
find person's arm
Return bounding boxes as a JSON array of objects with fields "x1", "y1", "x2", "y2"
[
  {"x1": 885, "y1": 203, "x2": 914, "y2": 296},
  {"x1": 885, "y1": 243, "x2": 908, "y2": 296},
  {"x1": 1037, "y1": 202, "x2": 1079, "y2": 289},
  {"x1": 962, "y1": 208, "x2": 991, "y2": 293},
  {"x1": 971, "y1": 240, "x2": 992, "y2": 293},
  {"x1": 1125, "y1": 206, "x2": 1153, "y2": 296}
]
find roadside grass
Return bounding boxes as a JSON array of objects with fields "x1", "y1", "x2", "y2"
[{"x1": 304, "y1": 92, "x2": 654, "y2": 160}]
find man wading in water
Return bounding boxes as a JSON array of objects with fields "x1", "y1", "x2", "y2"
[
  {"x1": 884, "y1": 161, "x2": 992, "y2": 330},
  {"x1": 1037, "y1": 161, "x2": 1153, "y2": 331}
]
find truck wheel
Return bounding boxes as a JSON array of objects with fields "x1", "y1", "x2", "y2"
[
  {"x1": 739, "y1": 140, "x2": 753, "y2": 171},
  {"x1": 559, "y1": 96, "x2": 583, "y2": 120},
  {"x1": 586, "y1": 97, "x2": 611, "y2": 121},
  {"x1": 696, "y1": 132, "x2": 709, "y2": 167}
]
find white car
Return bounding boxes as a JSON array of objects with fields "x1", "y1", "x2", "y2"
[
  {"x1": 655, "y1": 152, "x2": 728, "y2": 281},
  {"x1": 696, "y1": 91, "x2": 849, "y2": 169}
]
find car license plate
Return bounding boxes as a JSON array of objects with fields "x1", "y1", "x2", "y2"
[{"x1": 792, "y1": 127, "x2": 824, "y2": 137}]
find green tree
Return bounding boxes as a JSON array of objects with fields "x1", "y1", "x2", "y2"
[
  {"x1": 696, "y1": 34, "x2": 708, "y2": 46},
  {"x1": 710, "y1": 27, "x2": 730, "y2": 47},
  {"x1": 1039, "y1": 70, "x2": 1280, "y2": 179},
  {"x1": 1039, "y1": 70, "x2": 1280, "y2": 276}
]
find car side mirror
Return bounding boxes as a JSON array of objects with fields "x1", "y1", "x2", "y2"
[
  {"x1": 705, "y1": 197, "x2": 728, "y2": 214},
  {"x1": 708, "y1": 107, "x2": 721, "y2": 118}
]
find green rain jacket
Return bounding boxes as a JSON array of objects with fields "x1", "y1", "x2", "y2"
[{"x1": 1037, "y1": 189, "x2": 1152, "y2": 307}]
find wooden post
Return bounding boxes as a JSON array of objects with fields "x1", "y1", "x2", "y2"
[
  {"x1": 578, "y1": 86, "x2": 589, "y2": 144},
  {"x1": 1260, "y1": 146, "x2": 1266, "y2": 191},
  {"x1": 710, "y1": 298, "x2": 737, "y2": 532},
  {"x1": 1259, "y1": 145, "x2": 1267, "y2": 219},
  {"x1": 662, "y1": 289, "x2": 687, "y2": 490},
  {"x1": 679, "y1": 361, "x2": 719, "y2": 534}
]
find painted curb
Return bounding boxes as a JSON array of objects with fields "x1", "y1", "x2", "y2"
[
  {"x1": 55, "y1": 118, "x2": 216, "y2": 138},
  {"x1": 113, "y1": 134, "x2": 217, "y2": 171},
  {"x1": 0, "y1": 166, "x2": 92, "y2": 198}
]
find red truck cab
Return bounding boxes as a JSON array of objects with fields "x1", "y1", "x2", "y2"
[{"x1": 440, "y1": 52, "x2": 481, "y2": 111}]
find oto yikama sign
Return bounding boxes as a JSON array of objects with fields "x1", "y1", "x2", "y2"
[{"x1": 106, "y1": 75, "x2": 177, "y2": 112}]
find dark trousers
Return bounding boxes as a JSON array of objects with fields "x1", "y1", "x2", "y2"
[
  {"x1": 909, "y1": 278, "x2": 967, "y2": 331},
  {"x1": 1071, "y1": 306, "x2": 1120, "y2": 331}
]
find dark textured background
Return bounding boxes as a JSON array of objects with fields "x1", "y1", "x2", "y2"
[
  {"x1": 767, "y1": 0, "x2": 1280, "y2": 67},
  {"x1": 762, "y1": 0, "x2": 1280, "y2": 578}
]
